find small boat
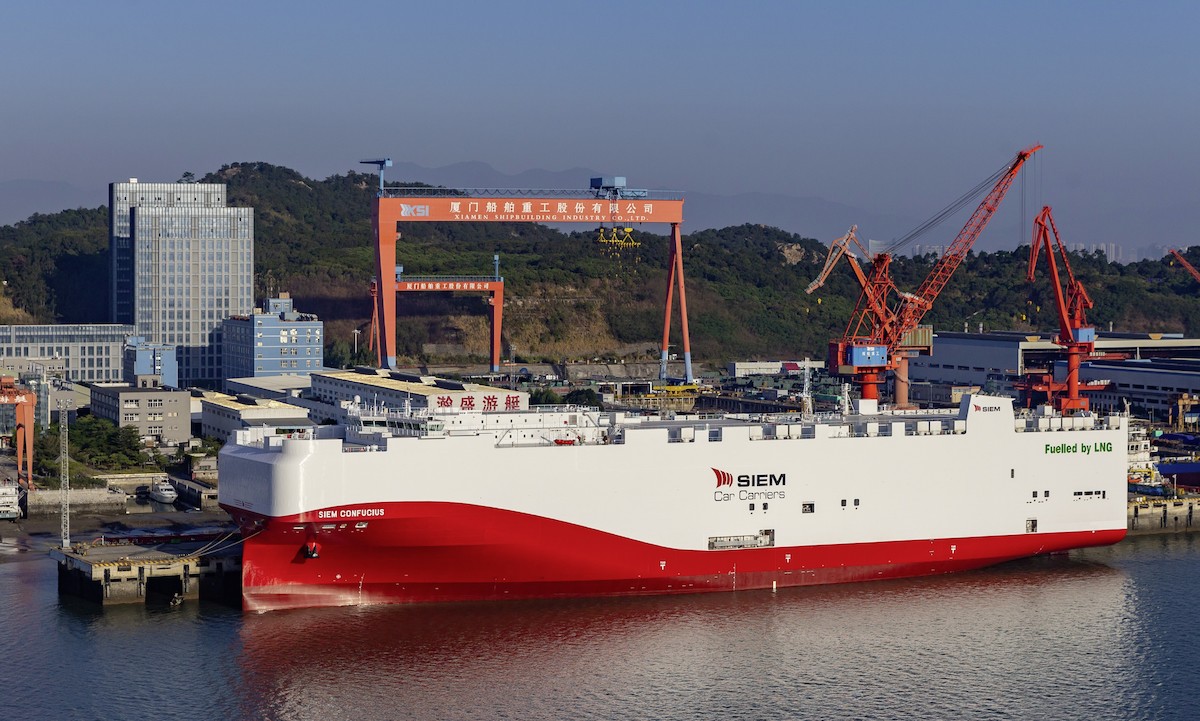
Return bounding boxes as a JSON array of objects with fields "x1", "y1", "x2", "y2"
[
  {"x1": 149, "y1": 481, "x2": 178, "y2": 504},
  {"x1": 1128, "y1": 479, "x2": 1167, "y2": 497}
]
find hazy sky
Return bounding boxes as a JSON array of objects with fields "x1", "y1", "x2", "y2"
[{"x1": 3, "y1": 0, "x2": 1197, "y2": 250}]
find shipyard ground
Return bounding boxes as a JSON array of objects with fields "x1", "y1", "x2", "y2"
[{"x1": 0, "y1": 509, "x2": 235, "y2": 565}]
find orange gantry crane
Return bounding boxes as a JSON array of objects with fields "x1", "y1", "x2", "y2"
[
  {"x1": 0, "y1": 376, "x2": 36, "y2": 490},
  {"x1": 808, "y1": 145, "x2": 1042, "y2": 404},
  {"x1": 1023, "y1": 206, "x2": 1096, "y2": 413}
]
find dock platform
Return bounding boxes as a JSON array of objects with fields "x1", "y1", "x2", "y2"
[{"x1": 50, "y1": 534, "x2": 242, "y2": 606}]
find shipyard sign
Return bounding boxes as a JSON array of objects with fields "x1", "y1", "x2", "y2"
[
  {"x1": 711, "y1": 467, "x2": 786, "y2": 501},
  {"x1": 383, "y1": 197, "x2": 685, "y2": 224}
]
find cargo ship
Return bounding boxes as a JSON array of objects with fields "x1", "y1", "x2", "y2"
[{"x1": 219, "y1": 393, "x2": 1128, "y2": 612}]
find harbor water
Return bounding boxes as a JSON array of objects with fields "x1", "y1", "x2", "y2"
[{"x1": 3, "y1": 531, "x2": 1199, "y2": 721}]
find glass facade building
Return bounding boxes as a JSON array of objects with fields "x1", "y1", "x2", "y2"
[
  {"x1": 222, "y1": 293, "x2": 324, "y2": 388},
  {"x1": 109, "y1": 181, "x2": 254, "y2": 388}
]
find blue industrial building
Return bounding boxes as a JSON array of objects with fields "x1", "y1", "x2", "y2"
[
  {"x1": 123, "y1": 336, "x2": 179, "y2": 388},
  {"x1": 222, "y1": 293, "x2": 323, "y2": 390}
]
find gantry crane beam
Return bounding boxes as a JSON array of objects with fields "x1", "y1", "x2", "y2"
[{"x1": 366, "y1": 172, "x2": 691, "y2": 380}]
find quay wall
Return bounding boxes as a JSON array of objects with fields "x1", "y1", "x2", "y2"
[
  {"x1": 26, "y1": 488, "x2": 126, "y2": 516},
  {"x1": 1127, "y1": 498, "x2": 1198, "y2": 536}
]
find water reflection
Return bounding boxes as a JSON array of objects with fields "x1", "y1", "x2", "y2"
[{"x1": 236, "y1": 555, "x2": 1136, "y2": 721}]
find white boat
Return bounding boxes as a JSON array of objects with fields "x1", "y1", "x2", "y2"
[
  {"x1": 149, "y1": 481, "x2": 178, "y2": 504},
  {"x1": 219, "y1": 391, "x2": 1129, "y2": 612}
]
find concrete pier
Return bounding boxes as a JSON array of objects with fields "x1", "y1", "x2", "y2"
[
  {"x1": 50, "y1": 537, "x2": 241, "y2": 606},
  {"x1": 1128, "y1": 498, "x2": 1198, "y2": 536}
]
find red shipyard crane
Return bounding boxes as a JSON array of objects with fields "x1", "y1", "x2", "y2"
[
  {"x1": 1169, "y1": 248, "x2": 1200, "y2": 286},
  {"x1": 807, "y1": 145, "x2": 1042, "y2": 405},
  {"x1": 1022, "y1": 206, "x2": 1096, "y2": 413}
]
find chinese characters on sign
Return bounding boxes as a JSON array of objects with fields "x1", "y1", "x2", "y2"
[
  {"x1": 400, "y1": 281, "x2": 500, "y2": 291},
  {"x1": 433, "y1": 394, "x2": 524, "y2": 412},
  {"x1": 383, "y1": 197, "x2": 684, "y2": 224}
]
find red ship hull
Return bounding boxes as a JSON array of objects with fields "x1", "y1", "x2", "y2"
[{"x1": 225, "y1": 502, "x2": 1127, "y2": 612}]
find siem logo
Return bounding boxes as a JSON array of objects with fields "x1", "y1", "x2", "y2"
[
  {"x1": 400, "y1": 204, "x2": 430, "y2": 217},
  {"x1": 973, "y1": 403, "x2": 1002, "y2": 412},
  {"x1": 712, "y1": 468, "x2": 786, "y2": 488}
]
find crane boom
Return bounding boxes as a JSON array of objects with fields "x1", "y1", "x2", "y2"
[
  {"x1": 805, "y1": 226, "x2": 869, "y2": 294},
  {"x1": 1170, "y1": 248, "x2": 1200, "y2": 285},
  {"x1": 890, "y1": 144, "x2": 1043, "y2": 341}
]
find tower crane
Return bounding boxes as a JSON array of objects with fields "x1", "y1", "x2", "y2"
[
  {"x1": 1024, "y1": 206, "x2": 1095, "y2": 413},
  {"x1": 816, "y1": 145, "x2": 1042, "y2": 405}
]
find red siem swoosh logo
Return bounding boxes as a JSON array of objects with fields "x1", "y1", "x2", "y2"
[{"x1": 712, "y1": 468, "x2": 733, "y2": 488}]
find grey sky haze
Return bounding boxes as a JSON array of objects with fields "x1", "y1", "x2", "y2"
[{"x1": 2, "y1": 0, "x2": 1197, "y2": 253}]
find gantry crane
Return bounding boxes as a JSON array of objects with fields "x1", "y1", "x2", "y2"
[
  {"x1": 0, "y1": 376, "x2": 36, "y2": 491},
  {"x1": 1023, "y1": 206, "x2": 1095, "y2": 413},
  {"x1": 809, "y1": 145, "x2": 1042, "y2": 405}
]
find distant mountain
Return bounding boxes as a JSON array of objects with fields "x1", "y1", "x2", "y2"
[
  {"x1": 3, "y1": 160, "x2": 1196, "y2": 369},
  {"x1": 0, "y1": 180, "x2": 101, "y2": 225}
]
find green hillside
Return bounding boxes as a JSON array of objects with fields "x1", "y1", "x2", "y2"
[{"x1": 2, "y1": 161, "x2": 1199, "y2": 367}]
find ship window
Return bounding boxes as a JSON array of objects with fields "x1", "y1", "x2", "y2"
[
  {"x1": 854, "y1": 498, "x2": 860, "y2": 507},
  {"x1": 763, "y1": 503, "x2": 769, "y2": 511},
  {"x1": 355, "y1": 522, "x2": 368, "y2": 529},
  {"x1": 841, "y1": 499, "x2": 847, "y2": 507},
  {"x1": 1011, "y1": 469, "x2": 1015, "y2": 479},
  {"x1": 1074, "y1": 491, "x2": 1083, "y2": 496},
  {"x1": 1032, "y1": 491, "x2": 1038, "y2": 499},
  {"x1": 749, "y1": 503, "x2": 755, "y2": 511},
  {"x1": 1044, "y1": 490, "x2": 1050, "y2": 498},
  {"x1": 802, "y1": 503, "x2": 815, "y2": 513},
  {"x1": 1026, "y1": 519, "x2": 1038, "y2": 533},
  {"x1": 1102, "y1": 491, "x2": 1107, "y2": 499}
]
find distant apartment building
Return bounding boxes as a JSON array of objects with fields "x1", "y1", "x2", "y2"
[
  {"x1": 222, "y1": 293, "x2": 324, "y2": 389},
  {"x1": 89, "y1": 383, "x2": 191, "y2": 446},
  {"x1": 122, "y1": 336, "x2": 179, "y2": 388},
  {"x1": 109, "y1": 180, "x2": 254, "y2": 388}
]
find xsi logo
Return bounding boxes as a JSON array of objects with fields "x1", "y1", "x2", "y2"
[
  {"x1": 400, "y1": 204, "x2": 430, "y2": 217},
  {"x1": 712, "y1": 468, "x2": 734, "y2": 488}
]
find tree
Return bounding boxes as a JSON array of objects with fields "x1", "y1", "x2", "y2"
[
  {"x1": 528, "y1": 388, "x2": 560, "y2": 405},
  {"x1": 563, "y1": 388, "x2": 603, "y2": 408},
  {"x1": 326, "y1": 339, "x2": 352, "y2": 368},
  {"x1": 179, "y1": 171, "x2": 196, "y2": 183}
]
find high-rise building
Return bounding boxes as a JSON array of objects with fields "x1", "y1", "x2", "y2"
[
  {"x1": 109, "y1": 180, "x2": 254, "y2": 388},
  {"x1": 222, "y1": 293, "x2": 324, "y2": 388}
]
